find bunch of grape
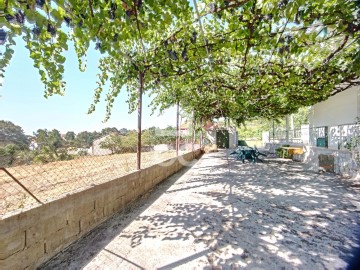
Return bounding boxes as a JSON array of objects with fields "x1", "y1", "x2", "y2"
[
  {"x1": 47, "y1": 23, "x2": 57, "y2": 36},
  {"x1": 5, "y1": 11, "x2": 25, "y2": 24},
  {"x1": 181, "y1": 47, "x2": 188, "y2": 61},
  {"x1": 135, "y1": 0, "x2": 143, "y2": 10},
  {"x1": 36, "y1": 0, "x2": 46, "y2": 8},
  {"x1": 167, "y1": 50, "x2": 178, "y2": 60},
  {"x1": 15, "y1": 11, "x2": 25, "y2": 24},
  {"x1": 63, "y1": 16, "x2": 72, "y2": 27},
  {"x1": 108, "y1": 2, "x2": 117, "y2": 20},
  {"x1": 113, "y1": 33, "x2": 119, "y2": 42},
  {"x1": 32, "y1": 26, "x2": 41, "y2": 36},
  {"x1": 278, "y1": 0, "x2": 288, "y2": 8},
  {"x1": 190, "y1": 31, "x2": 197, "y2": 44},
  {"x1": 95, "y1": 41, "x2": 102, "y2": 50},
  {"x1": 5, "y1": 14, "x2": 15, "y2": 23},
  {"x1": 0, "y1": 29, "x2": 7, "y2": 45}
]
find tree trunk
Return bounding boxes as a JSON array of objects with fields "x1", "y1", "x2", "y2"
[
  {"x1": 137, "y1": 72, "x2": 144, "y2": 170},
  {"x1": 290, "y1": 114, "x2": 295, "y2": 138},
  {"x1": 176, "y1": 101, "x2": 180, "y2": 156},
  {"x1": 285, "y1": 115, "x2": 289, "y2": 143},
  {"x1": 192, "y1": 110, "x2": 195, "y2": 153}
]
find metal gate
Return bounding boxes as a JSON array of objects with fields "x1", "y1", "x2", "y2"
[{"x1": 216, "y1": 130, "x2": 229, "y2": 149}]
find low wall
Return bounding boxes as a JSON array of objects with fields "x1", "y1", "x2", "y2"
[
  {"x1": 0, "y1": 150, "x2": 201, "y2": 269},
  {"x1": 302, "y1": 146, "x2": 359, "y2": 177}
]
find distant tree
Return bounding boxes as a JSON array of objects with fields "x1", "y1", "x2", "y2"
[
  {"x1": 33, "y1": 129, "x2": 48, "y2": 149},
  {"x1": 165, "y1": 126, "x2": 176, "y2": 131},
  {"x1": 119, "y1": 128, "x2": 129, "y2": 135},
  {"x1": 15, "y1": 150, "x2": 37, "y2": 166},
  {"x1": 33, "y1": 129, "x2": 64, "y2": 158},
  {"x1": 142, "y1": 128, "x2": 157, "y2": 146},
  {"x1": 64, "y1": 131, "x2": 76, "y2": 141},
  {"x1": 0, "y1": 143, "x2": 20, "y2": 166},
  {"x1": 91, "y1": 131, "x2": 102, "y2": 141},
  {"x1": 293, "y1": 107, "x2": 310, "y2": 127},
  {"x1": 101, "y1": 127, "x2": 119, "y2": 136},
  {"x1": 34, "y1": 129, "x2": 73, "y2": 163},
  {"x1": 64, "y1": 131, "x2": 76, "y2": 148},
  {"x1": 0, "y1": 120, "x2": 29, "y2": 149},
  {"x1": 76, "y1": 131, "x2": 95, "y2": 148},
  {"x1": 122, "y1": 131, "x2": 138, "y2": 148},
  {"x1": 99, "y1": 134, "x2": 123, "y2": 154}
]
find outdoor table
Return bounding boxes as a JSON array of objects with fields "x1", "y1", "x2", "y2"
[
  {"x1": 281, "y1": 147, "x2": 304, "y2": 159},
  {"x1": 230, "y1": 146, "x2": 266, "y2": 163}
]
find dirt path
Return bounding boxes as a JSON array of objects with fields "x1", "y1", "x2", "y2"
[{"x1": 40, "y1": 151, "x2": 360, "y2": 269}]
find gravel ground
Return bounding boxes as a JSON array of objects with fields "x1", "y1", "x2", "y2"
[{"x1": 41, "y1": 150, "x2": 360, "y2": 270}]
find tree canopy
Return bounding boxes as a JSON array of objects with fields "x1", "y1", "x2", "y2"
[
  {"x1": 1, "y1": 0, "x2": 359, "y2": 125},
  {"x1": 0, "y1": 120, "x2": 29, "y2": 148}
]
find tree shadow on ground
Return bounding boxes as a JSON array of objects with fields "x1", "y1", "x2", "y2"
[
  {"x1": 40, "y1": 151, "x2": 360, "y2": 269},
  {"x1": 39, "y1": 160, "x2": 201, "y2": 270},
  {"x1": 119, "y1": 151, "x2": 360, "y2": 269}
]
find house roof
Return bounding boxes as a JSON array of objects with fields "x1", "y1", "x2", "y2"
[
  {"x1": 205, "y1": 121, "x2": 220, "y2": 130},
  {"x1": 180, "y1": 122, "x2": 190, "y2": 130}
]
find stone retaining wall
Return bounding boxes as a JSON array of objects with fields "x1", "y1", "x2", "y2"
[{"x1": 0, "y1": 150, "x2": 201, "y2": 269}]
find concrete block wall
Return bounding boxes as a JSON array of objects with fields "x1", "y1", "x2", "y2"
[{"x1": 0, "y1": 150, "x2": 201, "y2": 270}]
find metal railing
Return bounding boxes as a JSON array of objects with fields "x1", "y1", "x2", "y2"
[
  {"x1": 267, "y1": 123, "x2": 360, "y2": 150},
  {"x1": 269, "y1": 127, "x2": 303, "y2": 144}
]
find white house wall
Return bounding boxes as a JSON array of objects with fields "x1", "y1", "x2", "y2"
[
  {"x1": 309, "y1": 86, "x2": 359, "y2": 127},
  {"x1": 304, "y1": 86, "x2": 360, "y2": 177},
  {"x1": 206, "y1": 130, "x2": 216, "y2": 144},
  {"x1": 91, "y1": 136, "x2": 113, "y2": 156},
  {"x1": 229, "y1": 127, "x2": 238, "y2": 148},
  {"x1": 205, "y1": 128, "x2": 238, "y2": 148}
]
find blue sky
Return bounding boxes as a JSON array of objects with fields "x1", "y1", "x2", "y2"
[{"x1": 0, "y1": 37, "x2": 176, "y2": 135}]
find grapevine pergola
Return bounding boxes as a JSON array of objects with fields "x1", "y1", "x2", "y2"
[{"x1": 0, "y1": 0, "x2": 359, "y2": 167}]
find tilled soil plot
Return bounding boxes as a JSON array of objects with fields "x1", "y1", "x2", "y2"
[{"x1": 0, "y1": 151, "x2": 179, "y2": 216}]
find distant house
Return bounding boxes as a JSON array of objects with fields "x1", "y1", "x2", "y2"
[
  {"x1": 29, "y1": 139, "x2": 38, "y2": 150},
  {"x1": 180, "y1": 122, "x2": 191, "y2": 136},
  {"x1": 89, "y1": 134, "x2": 114, "y2": 156},
  {"x1": 204, "y1": 121, "x2": 238, "y2": 149},
  {"x1": 300, "y1": 85, "x2": 360, "y2": 176},
  {"x1": 309, "y1": 85, "x2": 359, "y2": 149}
]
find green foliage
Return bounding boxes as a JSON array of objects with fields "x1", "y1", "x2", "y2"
[
  {"x1": 146, "y1": 126, "x2": 177, "y2": 145},
  {"x1": 293, "y1": 107, "x2": 311, "y2": 127},
  {"x1": 237, "y1": 106, "x2": 311, "y2": 139},
  {"x1": 64, "y1": 131, "x2": 76, "y2": 141},
  {"x1": 100, "y1": 127, "x2": 119, "y2": 136},
  {"x1": 33, "y1": 129, "x2": 64, "y2": 156},
  {"x1": 30, "y1": 129, "x2": 75, "y2": 163},
  {"x1": 0, "y1": 120, "x2": 29, "y2": 148},
  {"x1": 1, "y1": 0, "x2": 359, "y2": 127},
  {"x1": 99, "y1": 126, "x2": 178, "y2": 154},
  {"x1": 99, "y1": 134, "x2": 123, "y2": 154},
  {"x1": 77, "y1": 149, "x2": 88, "y2": 156},
  {"x1": 15, "y1": 150, "x2": 37, "y2": 165},
  {"x1": 32, "y1": 148, "x2": 74, "y2": 164},
  {"x1": 344, "y1": 136, "x2": 360, "y2": 151},
  {"x1": 276, "y1": 145, "x2": 290, "y2": 158},
  {"x1": 0, "y1": 143, "x2": 20, "y2": 166},
  {"x1": 75, "y1": 131, "x2": 100, "y2": 148},
  {"x1": 121, "y1": 131, "x2": 138, "y2": 148}
]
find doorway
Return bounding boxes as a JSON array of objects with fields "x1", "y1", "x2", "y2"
[{"x1": 216, "y1": 130, "x2": 229, "y2": 148}]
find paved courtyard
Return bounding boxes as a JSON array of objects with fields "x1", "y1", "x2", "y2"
[{"x1": 41, "y1": 151, "x2": 360, "y2": 269}]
